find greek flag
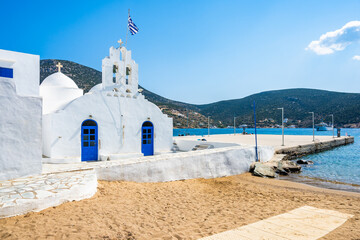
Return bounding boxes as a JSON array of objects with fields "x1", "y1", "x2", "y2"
[{"x1": 128, "y1": 15, "x2": 139, "y2": 35}]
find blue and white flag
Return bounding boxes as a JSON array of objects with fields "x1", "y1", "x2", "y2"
[{"x1": 128, "y1": 15, "x2": 139, "y2": 35}]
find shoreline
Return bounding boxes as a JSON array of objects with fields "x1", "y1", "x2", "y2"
[
  {"x1": 177, "y1": 133, "x2": 357, "y2": 194},
  {"x1": 279, "y1": 174, "x2": 360, "y2": 193},
  {"x1": 1, "y1": 173, "x2": 359, "y2": 239},
  {"x1": 274, "y1": 136, "x2": 358, "y2": 193}
]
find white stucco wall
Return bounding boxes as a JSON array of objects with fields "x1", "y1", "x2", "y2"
[
  {"x1": 0, "y1": 49, "x2": 39, "y2": 97},
  {"x1": 96, "y1": 145, "x2": 275, "y2": 182},
  {"x1": 0, "y1": 79, "x2": 42, "y2": 181},
  {"x1": 43, "y1": 91, "x2": 173, "y2": 160},
  {"x1": 175, "y1": 140, "x2": 240, "y2": 151}
]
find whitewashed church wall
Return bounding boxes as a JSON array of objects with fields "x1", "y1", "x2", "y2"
[
  {"x1": 43, "y1": 91, "x2": 173, "y2": 160},
  {"x1": 0, "y1": 79, "x2": 42, "y2": 180},
  {"x1": 42, "y1": 114, "x2": 52, "y2": 157},
  {"x1": 0, "y1": 49, "x2": 39, "y2": 97},
  {"x1": 101, "y1": 58, "x2": 113, "y2": 89}
]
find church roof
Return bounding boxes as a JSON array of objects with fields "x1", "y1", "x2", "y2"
[
  {"x1": 89, "y1": 83, "x2": 102, "y2": 93},
  {"x1": 41, "y1": 72, "x2": 79, "y2": 89}
]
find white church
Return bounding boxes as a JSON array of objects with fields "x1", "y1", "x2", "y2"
[{"x1": 0, "y1": 41, "x2": 173, "y2": 180}]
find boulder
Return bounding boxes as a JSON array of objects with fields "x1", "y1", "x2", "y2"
[
  {"x1": 253, "y1": 163, "x2": 278, "y2": 178},
  {"x1": 275, "y1": 161, "x2": 289, "y2": 175},
  {"x1": 250, "y1": 161, "x2": 277, "y2": 173},
  {"x1": 296, "y1": 159, "x2": 314, "y2": 165},
  {"x1": 281, "y1": 160, "x2": 301, "y2": 173},
  {"x1": 249, "y1": 162, "x2": 256, "y2": 173}
]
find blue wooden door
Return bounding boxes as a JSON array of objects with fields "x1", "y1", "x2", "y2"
[
  {"x1": 81, "y1": 120, "x2": 98, "y2": 161},
  {"x1": 141, "y1": 121, "x2": 154, "y2": 156}
]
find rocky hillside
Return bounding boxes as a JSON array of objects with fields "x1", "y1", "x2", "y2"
[
  {"x1": 40, "y1": 60, "x2": 208, "y2": 128},
  {"x1": 40, "y1": 60, "x2": 360, "y2": 128}
]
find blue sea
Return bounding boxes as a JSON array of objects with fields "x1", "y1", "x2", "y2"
[{"x1": 174, "y1": 128, "x2": 360, "y2": 192}]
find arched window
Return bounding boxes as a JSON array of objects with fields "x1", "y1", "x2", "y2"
[
  {"x1": 113, "y1": 65, "x2": 118, "y2": 83},
  {"x1": 142, "y1": 121, "x2": 153, "y2": 127},
  {"x1": 126, "y1": 67, "x2": 131, "y2": 85},
  {"x1": 82, "y1": 120, "x2": 97, "y2": 126}
]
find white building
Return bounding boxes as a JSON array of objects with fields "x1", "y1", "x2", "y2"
[
  {"x1": 41, "y1": 42, "x2": 173, "y2": 163},
  {"x1": 0, "y1": 50, "x2": 42, "y2": 180}
]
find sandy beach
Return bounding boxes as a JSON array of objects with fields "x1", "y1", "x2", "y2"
[{"x1": 0, "y1": 173, "x2": 359, "y2": 240}]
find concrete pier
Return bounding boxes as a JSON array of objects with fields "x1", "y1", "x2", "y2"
[
  {"x1": 276, "y1": 136, "x2": 354, "y2": 159},
  {"x1": 175, "y1": 134, "x2": 354, "y2": 160}
]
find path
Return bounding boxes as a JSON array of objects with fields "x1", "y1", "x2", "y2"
[
  {"x1": 199, "y1": 206, "x2": 353, "y2": 240},
  {"x1": 0, "y1": 170, "x2": 97, "y2": 218}
]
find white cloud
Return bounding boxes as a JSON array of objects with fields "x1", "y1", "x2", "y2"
[
  {"x1": 353, "y1": 55, "x2": 360, "y2": 61},
  {"x1": 307, "y1": 21, "x2": 360, "y2": 55}
]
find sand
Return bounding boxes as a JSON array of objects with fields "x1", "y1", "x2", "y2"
[{"x1": 0, "y1": 173, "x2": 359, "y2": 240}]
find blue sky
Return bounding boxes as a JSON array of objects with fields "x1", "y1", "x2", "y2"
[{"x1": 1, "y1": 0, "x2": 360, "y2": 104}]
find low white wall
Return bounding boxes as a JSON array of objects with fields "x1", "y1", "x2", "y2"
[
  {"x1": 175, "y1": 139, "x2": 240, "y2": 151},
  {"x1": 96, "y1": 145, "x2": 274, "y2": 182}
]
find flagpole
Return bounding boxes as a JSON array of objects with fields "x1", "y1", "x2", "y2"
[{"x1": 125, "y1": 9, "x2": 130, "y2": 48}]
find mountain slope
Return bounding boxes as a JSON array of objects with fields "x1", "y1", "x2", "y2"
[
  {"x1": 40, "y1": 60, "x2": 360, "y2": 128},
  {"x1": 40, "y1": 60, "x2": 205, "y2": 128},
  {"x1": 196, "y1": 88, "x2": 360, "y2": 127}
]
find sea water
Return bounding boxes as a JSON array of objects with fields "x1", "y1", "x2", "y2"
[{"x1": 174, "y1": 128, "x2": 360, "y2": 192}]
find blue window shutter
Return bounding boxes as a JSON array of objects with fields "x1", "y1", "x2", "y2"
[{"x1": 0, "y1": 67, "x2": 13, "y2": 78}]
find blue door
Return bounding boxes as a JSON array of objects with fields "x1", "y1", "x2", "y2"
[
  {"x1": 141, "y1": 121, "x2": 154, "y2": 156},
  {"x1": 81, "y1": 119, "x2": 98, "y2": 161}
]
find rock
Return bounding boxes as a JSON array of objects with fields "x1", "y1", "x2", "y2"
[
  {"x1": 275, "y1": 161, "x2": 289, "y2": 175},
  {"x1": 263, "y1": 161, "x2": 278, "y2": 169},
  {"x1": 249, "y1": 162, "x2": 256, "y2": 173},
  {"x1": 281, "y1": 160, "x2": 301, "y2": 173},
  {"x1": 253, "y1": 163, "x2": 278, "y2": 178},
  {"x1": 250, "y1": 161, "x2": 277, "y2": 173},
  {"x1": 275, "y1": 168, "x2": 288, "y2": 175},
  {"x1": 296, "y1": 159, "x2": 307, "y2": 164},
  {"x1": 296, "y1": 159, "x2": 314, "y2": 165}
]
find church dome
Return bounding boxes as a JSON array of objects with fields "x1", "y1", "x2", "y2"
[
  {"x1": 41, "y1": 72, "x2": 79, "y2": 89},
  {"x1": 89, "y1": 83, "x2": 102, "y2": 93}
]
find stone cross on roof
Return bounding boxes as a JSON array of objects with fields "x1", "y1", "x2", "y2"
[
  {"x1": 56, "y1": 62, "x2": 63, "y2": 72},
  {"x1": 117, "y1": 39, "x2": 123, "y2": 47}
]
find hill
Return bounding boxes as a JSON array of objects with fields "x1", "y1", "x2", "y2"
[
  {"x1": 40, "y1": 60, "x2": 206, "y2": 128},
  {"x1": 196, "y1": 89, "x2": 360, "y2": 128},
  {"x1": 40, "y1": 60, "x2": 360, "y2": 128}
]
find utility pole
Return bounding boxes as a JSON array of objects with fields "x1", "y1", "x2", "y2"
[
  {"x1": 330, "y1": 114, "x2": 334, "y2": 138},
  {"x1": 186, "y1": 108, "x2": 189, "y2": 135},
  {"x1": 234, "y1": 115, "x2": 236, "y2": 136},
  {"x1": 208, "y1": 116, "x2": 210, "y2": 137},
  {"x1": 277, "y1": 107, "x2": 284, "y2": 146},
  {"x1": 309, "y1": 112, "x2": 315, "y2": 142}
]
